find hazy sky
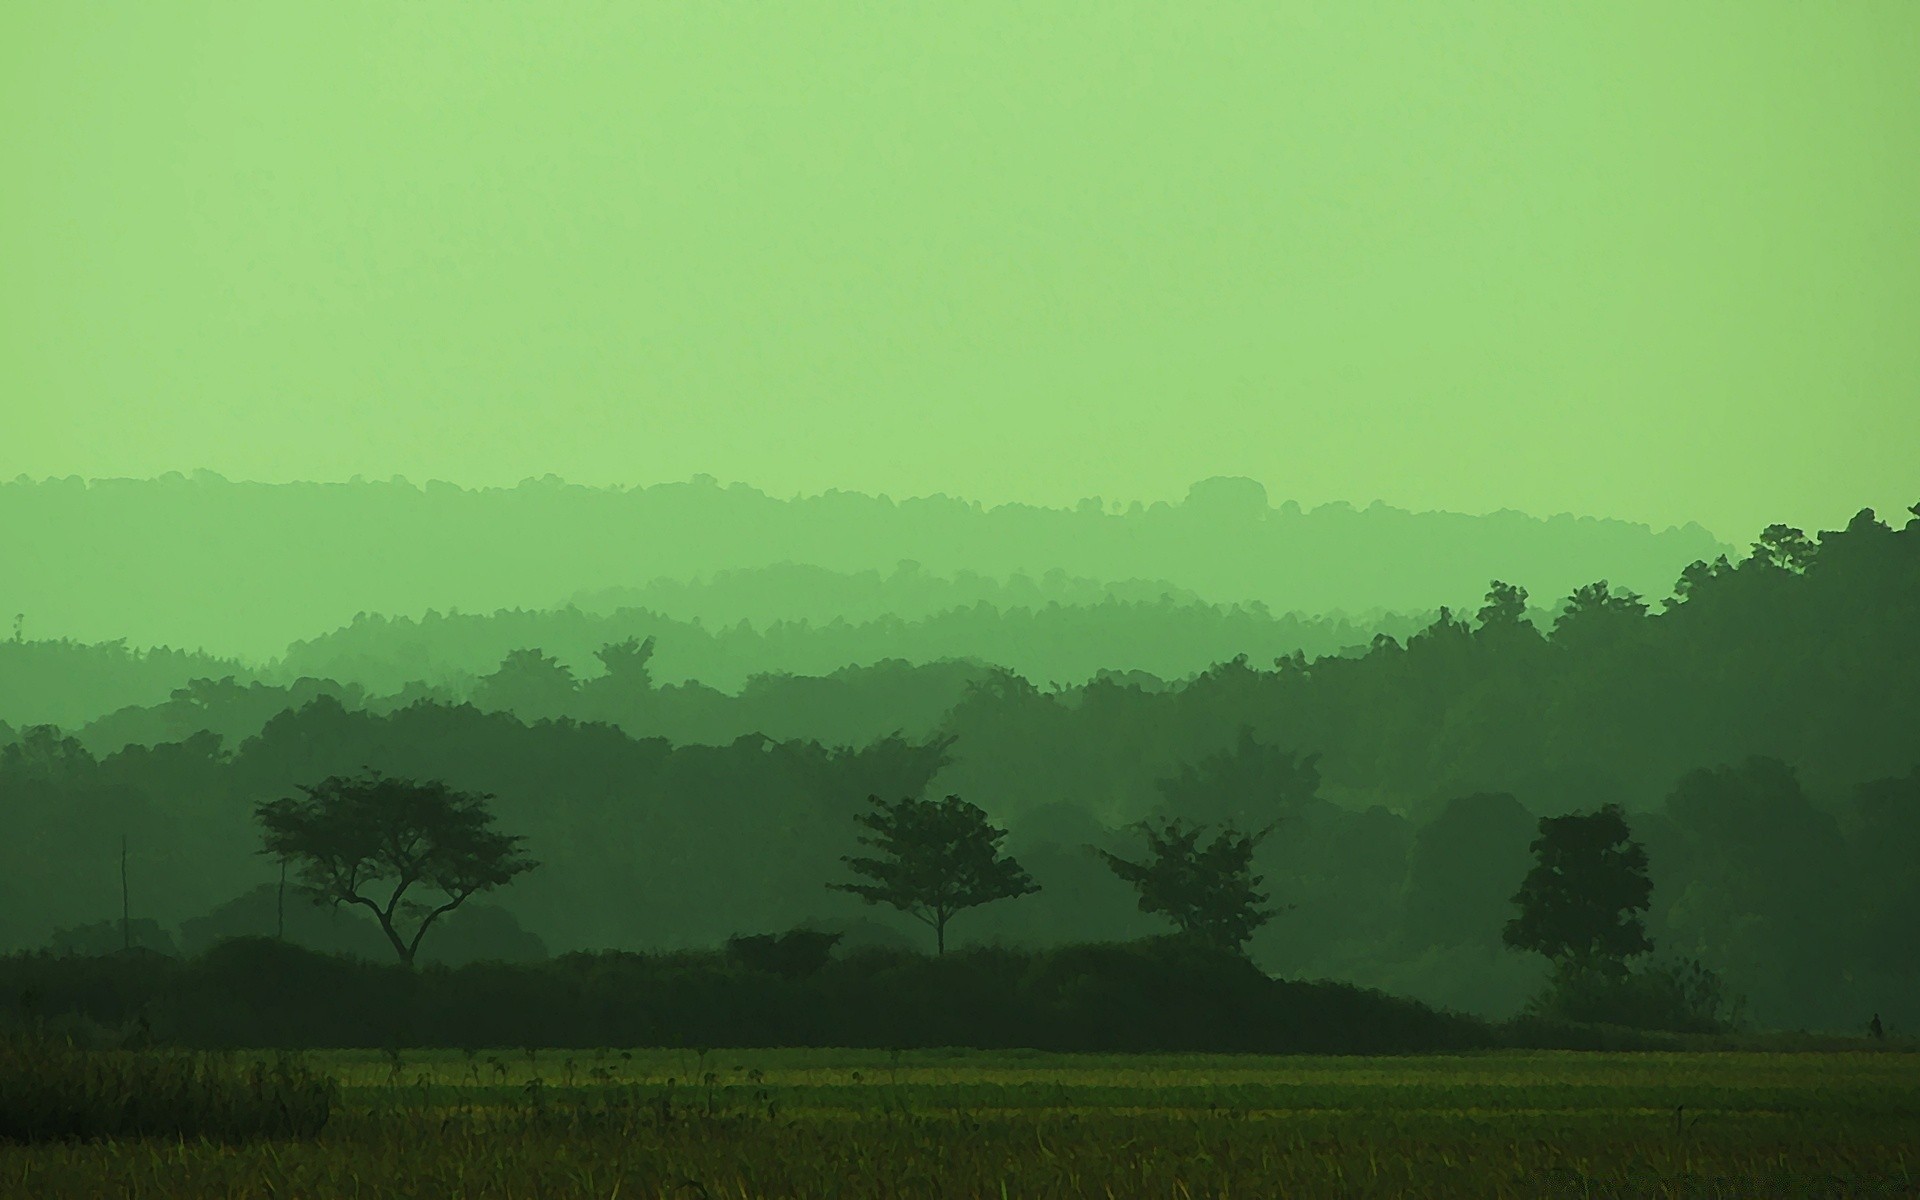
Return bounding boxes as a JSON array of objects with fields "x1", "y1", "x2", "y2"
[{"x1": 4, "y1": 2, "x2": 1914, "y2": 544}]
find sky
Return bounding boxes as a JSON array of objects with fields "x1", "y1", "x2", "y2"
[{"x1": 2, "y1": 2, "x2": 1915, "y2": 545}]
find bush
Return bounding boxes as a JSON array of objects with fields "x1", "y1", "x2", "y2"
[
  {"x1": 159, "y1": 936, "x2": 417, "y2": 1048},
  {"x1": 0, "y1": 1027, "x2": 337, "y2": 1142},
  {"x1": 0, "y1": 948, "x2": 179, "y2": 1034},
  {"x1": 725, "y1": 928, "x2": 843, "y2": 980},
  {"x1": 6, "y1": 936, "x2": 1506, "y2": 1053},
  {"x1": 1521, "y1": 955, "x2": 1746, "y2": 1033}
]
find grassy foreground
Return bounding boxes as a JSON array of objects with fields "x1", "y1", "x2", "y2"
[{"x1": 2, "y1": 1045, "x2": 1915, "y2": 1198}]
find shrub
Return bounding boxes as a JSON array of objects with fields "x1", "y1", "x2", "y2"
[
  {"x1": 725, "y1": 928, "x2": 844, "y2": 980},
  {"x1": 1521, "y1": 955, "x2": 1746, "y2": 1033},
  {"x1": 159, "y1": 936, "x2": 416, "y2": 1048}
]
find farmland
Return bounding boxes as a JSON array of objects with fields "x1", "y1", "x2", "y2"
[{"x1": 4, "y1": 1046, "x2": 1915, "y2": 1198}]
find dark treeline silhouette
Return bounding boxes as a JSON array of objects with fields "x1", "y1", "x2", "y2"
[
  {"x1": 1, "y1": 936, "x2": 1497, "y2": 1055},
  {"x1": 5, "y1": 582, "x2": 1477, "y2": 743},
  {"x1": 0, "y1": 638, "x2": 257, "y2": 733},
  {"x1": 272, "y1": 592, "x2": 1459, "y2": 701},
  {"x1": 0, "y1": 472, "x2": 1725, "y2": 661},
  {"x1": 32, "y1": 609, "x2": 1471, "y2": 764},
  {"x1": 0, "y1": 505, "x2": 1913, "y2": 1038}
]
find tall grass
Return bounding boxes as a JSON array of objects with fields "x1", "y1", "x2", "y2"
[
  {"x1": 0, "y1": 1027, "x2": 337, "y2": 1143},
  {"x1": 2, "y1": 1047, "x2": 1914, "y2": 1198}
]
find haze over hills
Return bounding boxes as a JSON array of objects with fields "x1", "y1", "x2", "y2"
[
  {"x1": 0, "y1": 472, "x2": 1729, "y2": 662},
  {"x1": 267, "y1": 592, "x2": 1479, "y2": 702},
  {"x1": 561, "y1": 560, "x2": 1223, "y2": 628}
]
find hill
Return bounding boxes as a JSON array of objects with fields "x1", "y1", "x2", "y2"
[{"x1": 0, "y1": 472, "x2": 1728, "y2": 661}]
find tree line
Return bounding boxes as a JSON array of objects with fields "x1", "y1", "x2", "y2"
[
  {"x1": 246, "y1": 751, "x2": 1752, "y2": 1040},
  {"x1": 0, "y1": 504, "x2": 1913, "y2": 1035}
]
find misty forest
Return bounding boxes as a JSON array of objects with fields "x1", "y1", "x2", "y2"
[
  {"x1": 7, "y1": 0, "x2": 1919, "y2": 1191},
  {"x1": 2, "y1": 474, "x2": 1915, "y2": 1054}
]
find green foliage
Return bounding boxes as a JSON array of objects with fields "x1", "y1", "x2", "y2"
[
  {"x1": 1750, "y1": 524, "x2": 1819, "y2": 574},
  {"x1": 1474, "y1": 580, "x2": 1535, "y2": 638},
  {"x1": 725, "y1": 929, "x2": 843, "y2": 980},
  {"x1": 0, "y1": 1027, "x2": 336, "y2": 1142},
  {"x1": 1841, "y1": 766, "x2": 1920, "y2": 978},
  {"x1": 255, "y1": 771, "x2": 538, "y2": 967},
  {"x1": 1400, "y1": 793, "x2": 1536, "y2": 951},
  {"x1": 4, "y1": 502, "x2": 1915, "y2": 1034},
  {"x1": 1099, "y1": 820, "x2": 1280, "y2": 954},
  {"x1": 1504, "y1": 803, "x2": 1653, "y2": 977},
  {"x1": 1149, "y1": 723, "x2": 1321, "y2": 831},
  {"x1": 828, "y1": 794, "x2": 1039, "y2": 955},
  {"x1": 0, "y1": 724, "x2": 96, "y2": 784},
  {"x1": 45, "y1": 919, "x2": 178, "y2": 958},
  {"x1": 0, "y1": 636, "x2": 253, "y2": 733},
  {"x1": 472, "y1": 648, "x2": 578, "y2": 721},
  {"x1": 1550, "y1": 580, "x2": 1650, "y2": 652},
  {"x1": 1522, "y1": 955, "x2": 1747, "y2": 1034},
  {"x1": 2, "y1": 938, "x2": 1489, "y2": 1054},
  {"x1": 592, "y1": 635, "x2": 656, "y2": 686},
  {"x1": 1657, "y1": 757, "x2": 1858, "y2": 1024}
]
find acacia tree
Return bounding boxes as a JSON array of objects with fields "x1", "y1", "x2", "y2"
[
  {"x1": 1503, "y1": 802, "x2": 1652, "y2": 979},
  {"x1": 255, "y1": 770, "x2": 538, "y2": 967},
  {"x1": 827, "y1": 793, "x2": 1038, "y2": 955},
  {"x1": 1099, "y1": 819, "x2": 1282, "y2": 955}
]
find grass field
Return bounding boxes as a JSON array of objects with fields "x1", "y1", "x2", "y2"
[{"x1": 3, "y1": 1045, "x2": 1915, "y2": 1198}]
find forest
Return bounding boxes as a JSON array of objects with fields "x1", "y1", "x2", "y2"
[{"x1": 1, "y1": 500, "x2": 1912, "y2": 1040}]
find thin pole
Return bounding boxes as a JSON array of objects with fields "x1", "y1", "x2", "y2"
[{"x1": 120, "y1": 834, "x2": 130, "y2": 951}]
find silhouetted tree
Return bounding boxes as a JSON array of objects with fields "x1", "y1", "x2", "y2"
[
  {"x1": 594, "y1": 635, "x2": 656, "y2": 691},
  {"x1": 1099, "y1": 819, "x2": 1280, "y2": 955},
  {"x1": 0, "y1": 724, "x2": 96, "y2": 783},
  {"x1": 472, "y1": 648, "x2": 577, "y2": 721},
  {"x1": 1504, "y1": 803, "x2": 1652, "y2": 979},
  {"x1": 255, "y1": 770, "x2": 538, "y2": 967},
  {"x1": 1751, "y1": 524, "x2": 1818, "y2": 574},
  {"x1": 1474, "y1": 580, "x2": 1542, "y2": 650},
  {"x1": 827, "y1": 793, "x2": 1038, "y2": 955},
  {"x1": 578, "y1": 636, "x2": 659, "y2": 728},
  {"x1": 1550, "y1": 581, "x2": 1649, "y2": 653},
  {"x1": 725, "y1": 928, "x2": 844, "y2": 979}
]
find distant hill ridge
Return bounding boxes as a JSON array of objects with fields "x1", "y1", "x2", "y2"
[
  {"x1": 563, "y1": 560, "x2": 1224, "y2": 629},
  {"x1": 0, "y1": 472, "x2": 1730, "y2": 661}
]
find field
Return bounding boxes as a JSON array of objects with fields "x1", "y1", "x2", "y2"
[{"x1": 3, "y1": 1046, "x2": 1915, "y2": 1198}]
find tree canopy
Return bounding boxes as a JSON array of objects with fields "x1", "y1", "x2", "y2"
[
  {"x1": 255, "y1": 770, "x2": 538, "y2": 967},
  {"x1": 1503, "y1": 803, "x2": 1653, "y2": 978},
  {"x1": 1099, "y1": 819, "x2": 1281, "y2": 955},
  {"x1": 827, "y1": 793, "x2": 1038, "y2": 954}
]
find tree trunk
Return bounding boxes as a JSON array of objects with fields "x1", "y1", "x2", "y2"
[
  {"x1": 376, "y1": 912, "x2": 416, "y2": 967},
  {"x1": 120, "y1": 835, "x2": 130, "y2": 952}
]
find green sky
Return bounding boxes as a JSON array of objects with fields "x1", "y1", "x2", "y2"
[{"x1": 3, "y1": 2, "x2": 1914, "y2": 544}]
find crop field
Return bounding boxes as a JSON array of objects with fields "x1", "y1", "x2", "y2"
[{"x1": 3, "y1": 1046, "x2": 1916, "y2": 1198}]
